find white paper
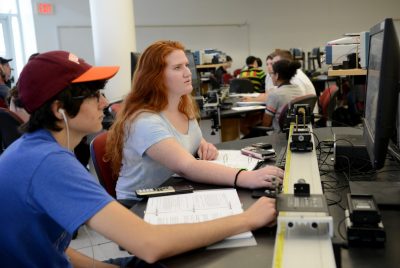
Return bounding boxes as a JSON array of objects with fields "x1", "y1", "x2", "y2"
[
  {"x1": 210, "y1": 150, "x2": 259, "y2": 170},
  {"x1": 231, "y1": 105, "x2": 266, "y2": 111},
  {"x1": 144, "y1": 189, "x2": 253, "y2": 240}
]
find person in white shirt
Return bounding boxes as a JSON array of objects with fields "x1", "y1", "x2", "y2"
[{"x1": 273, "y1": 49, "x2": 318, "y2": 113}]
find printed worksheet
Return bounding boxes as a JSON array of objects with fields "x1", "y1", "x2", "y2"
[{"x1": 144, "y1": 189, "x2": 252, "y2": 240}]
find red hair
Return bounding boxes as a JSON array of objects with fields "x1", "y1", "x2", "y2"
[{"x1": 105, "y1": 40, "x2": 199, "y2": 177}]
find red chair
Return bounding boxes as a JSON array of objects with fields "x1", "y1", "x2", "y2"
[
  {"x1": 233, "y1": 68, "x2": 242, "y2": 78},
  {"x1": 90, "y1": 131, "x2": 117, "y2": 198},
  {"x1": 317, "y1": 85, "x2": 339, "y2": 126},
  {"x1": 0, "y1": 98, "x2": 8, "y2": 109},
  {"x1": 222, "y1": 73, "x2": 233, "y2": 85}
]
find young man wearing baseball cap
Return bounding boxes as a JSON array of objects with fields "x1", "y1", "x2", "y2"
[
  {"x1": 0, "y1": 57, "x2": 12, "y2": 105},
  {"x1": 0, "y1": 50, "x2": 276, "y2": 267}
]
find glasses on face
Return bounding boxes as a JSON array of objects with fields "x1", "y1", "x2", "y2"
[{"x1": 72, "y1": 90, "x2": 104, "y2": 102}]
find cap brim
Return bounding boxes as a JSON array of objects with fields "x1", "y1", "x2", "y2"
[
  {"x1": 72, "y1": 66, "x2": 119, "y2": 83},
  {"x1": 0, "y1": 59, "x2": 12, "y2": 64}
]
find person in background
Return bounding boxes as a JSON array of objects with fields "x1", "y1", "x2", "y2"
[
  {"x1": 273, "y1": 49, "x2": 316, "y2": 96},
  {"x1": 0, "y1": 57, "x2": 12, "y2": 107},
  {"x1": 239, "y1": 55, "x2": 266, "y2": 93},
  {"x1": 105, "y1": 40, "x2": 283, "y2": 208},
  {"x1": 263, "y1": 59, "x2": 304, "y2": 132},
  {"x1": 256, "y1": 57, "x2": 263, "y2": 68},
  {"x1": 7, "y1": 86, "x2": 30, "y2": 122},
  {"x1": 0, "y1": 50, "x2": 279, "y2": 267},
  {"x1": 265, "y1": 53, "x2": 276, "y2": 92},
  {"x1": 214, "y1": 55, "x2": 233, "y2": 85},
  {"x1": 241, "y1": 52, "x2": 276, "y2": 103}
]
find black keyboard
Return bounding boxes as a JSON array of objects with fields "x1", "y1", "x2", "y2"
[{"x1": 275, "y1": 147, "x2": 287, "y2": 169}]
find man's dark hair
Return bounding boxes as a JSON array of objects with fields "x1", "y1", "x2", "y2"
[
  {"x1": 272, "y1": 59, "x2": 301, "y2": 81},
  {"x1": 21, "y1": 80, "x2": 106, "y2": 133},
  {"x1": 226, "y1": 55, "x2": 232, "y2": 62},
  {"x1": 246, "y1": 56, "x2": 257, "y2": 66},
  {"x1": 256, "y1": 57, "x2": 262, "y2": 67}
]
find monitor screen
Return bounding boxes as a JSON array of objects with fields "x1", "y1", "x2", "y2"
[
  {"x1": 130, "y1": 52, "x2": 141, "y2": 80},
  {"x1": 185, "y1": 51, "x2": 201, "y2": 96},
  {"x1": 363, "y1": 18, "x2": 400, "y2": 169}
]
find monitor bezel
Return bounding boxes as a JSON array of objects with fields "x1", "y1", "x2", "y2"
[{"x1": 363, "y1": 18, "x2": 400, "y2": 169}]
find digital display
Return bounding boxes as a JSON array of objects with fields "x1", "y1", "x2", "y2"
[
  {"x1": 37, "y1": 3, "x2": 54, "y2": 15},
  {"x1": 364, "y1": 31, "x2": 383, "y2": 140}
]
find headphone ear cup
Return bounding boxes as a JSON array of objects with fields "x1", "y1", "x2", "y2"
[{"x1": 58, "y1": 108, "x2": 66, "y2": 120}]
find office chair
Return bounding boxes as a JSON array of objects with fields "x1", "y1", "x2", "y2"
[
  {"x1": 308, "y1": 47, "x2": 322, "y2": 71},
  {"x1": 90, "y1": 131, "x2": 117, "y2": 198},
  {"x1": 229, "y1": 78, "x2": 255, "y2": 93},
  {"x1": 0, "y1": 108, "x2": 24, "y2": 153},
  {"x1": 245, "y1": 94, "x2": 318, "y2": 138},
  {"x1": 222, "y1": 73, "x2": 233, "y2": 85},
  {"x1": 290, "y1": 48, "x2": 306, "y2": 69},
  {"x1": 233, "y1": 68, "x2": 242, "y2": 77},
  {"x1": 315, "y1": 85, "x2": 339, "y2": 127},
  {"x1": 0, "y1": 98, "x2": 8, "y2": 109}
]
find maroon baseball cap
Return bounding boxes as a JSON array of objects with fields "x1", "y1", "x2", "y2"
[{"x1": 18, "y1": 50, "x2": 119, "y2": 113}]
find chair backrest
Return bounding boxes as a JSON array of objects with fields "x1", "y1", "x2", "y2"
[
  {"x1": 233, "y1": 68, "x2": 242, "y2": 77},
  {"x1": 229, "y1": 78, "x2": 255, "y2": 93},
  {"x1": 222, "y1": 73, "x2": 233, "y2": 85},
  {"x1": 0, "y1": 108, "x2": 24, "y2": 152},
  {"x1": 0, "y1": 98, "x2": 8, "y2": 109},
  {"x1": 278, "y1": 94, "x2": 318, "y2": 130},
  {"x1": 89, "y1": 131, "x2": 117, "y2": 198},
  {"x1": 319, "y1": 85, "x2": 339, "y2": 120}
]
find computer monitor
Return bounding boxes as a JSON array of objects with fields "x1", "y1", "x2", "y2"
[
  {"x1": 363, "y1": 18, "x2": 400, "y2": 169},
  {"x1": 185, "y1": 51, "x2": 201, "y2": 96},
  {"x1": 130, "y1": 52, "x2": 141, "y2": 80}
]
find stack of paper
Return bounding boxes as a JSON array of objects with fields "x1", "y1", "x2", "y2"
[{"x1": 144, "y1": 189, "x2": 253, "y2": 241}]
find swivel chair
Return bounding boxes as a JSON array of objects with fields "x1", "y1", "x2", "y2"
[
  {"x1": 0, "y1": 108, "x2": 24, "y2": 153},
  {"x1": 290, "y1": 48, "x2": 306, "y2": 69},
  {"x1": 90, "y1": 131, "x2": 117, "y2": 198},
  {"x1": 315, "y1": 85, "x2": 339, "y2": 127},
  {"x1": 245, "y1": 94, "x2": 318, "y2": 138},
  {"x1": 229, "y1": 78, "x2": 255, "y2": 93}
]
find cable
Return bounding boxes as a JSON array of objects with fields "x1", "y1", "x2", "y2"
[
  {"x1": 59, "y1": 109, "x2": 71, "y2": 151},
  {"x1": 83, "y1": 225, "x2": 96, "y2": 268}
]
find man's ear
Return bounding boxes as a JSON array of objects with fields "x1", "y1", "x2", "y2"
[{"x1": 51, "y1": 101, "x2": 64, "y2": 120}]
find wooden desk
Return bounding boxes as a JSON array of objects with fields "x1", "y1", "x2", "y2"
[
  {"x1": 130, "y1": 127, "x2": 400, "y2": 268},
  {"x1": 196, "y1": 63, "x2": 225, "y2": 70},
  {"x1": 328, "y1": 68, "x2": 367, "y2": 76},
  {"x1": 201, "y1": 97, "x2": 265, "y2": 142}
]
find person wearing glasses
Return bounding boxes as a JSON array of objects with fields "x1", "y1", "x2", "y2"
[
  {"x1": 0, "y1": 50, "x2": 279, "y2": 267},
  {"x1": 105, "y1": 40, "x2": 283, "y2": 208}
]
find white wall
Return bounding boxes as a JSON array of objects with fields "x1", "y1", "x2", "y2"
[{"x1": 32, "y1": 0, "x2": 400, "y2": 72}]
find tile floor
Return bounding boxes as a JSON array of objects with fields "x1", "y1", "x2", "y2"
[
  {"x1": 69, "y1": 160, "x2": 133, "y2": 261},
  {"x1": 70, "y1": 225, "x2": 132, "y2": 261},
  {"x1": 70, "y1": 121, "x2": 218, "y2": 261}
]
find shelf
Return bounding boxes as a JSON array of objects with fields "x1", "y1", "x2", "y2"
[
  {"x1": 327, "y1": 68, "x2": 367, "y2": 76},
  {"x1": 196, "y1": 63, "x2": 224, "y2": 70}
]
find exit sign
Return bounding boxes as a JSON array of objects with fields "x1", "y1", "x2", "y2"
[{"x1": 37, "y1": 3, "x2": 54, "y2": 15}]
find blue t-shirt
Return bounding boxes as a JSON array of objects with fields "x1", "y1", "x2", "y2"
[
  {"x1": 0, "y1": 129, "x2": 113, "y2": 267},
  {"x1": 116, "y1": 112, "x2": 202, "y2": 200}
]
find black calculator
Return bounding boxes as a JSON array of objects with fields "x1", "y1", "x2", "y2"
[{"x1": 136, "y1": 185, "x2": 194, "y2": 197}]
